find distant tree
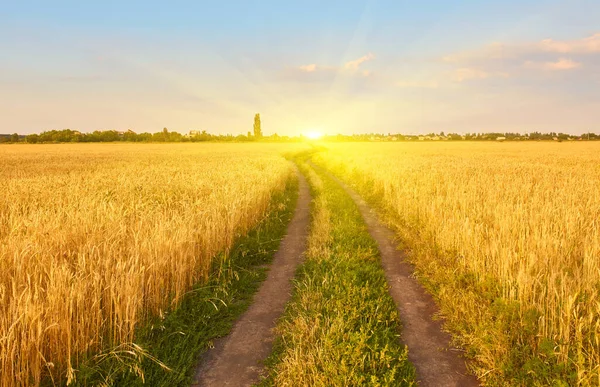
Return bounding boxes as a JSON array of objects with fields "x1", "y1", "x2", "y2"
[
  {"x1": 123, "y1": 130, "x2": 137, "y2": 142},
  {"x1": 137, "y1": 132, "x2": 153, "y2": 142},
  {"x1": 26, "y1": 134, "x2": 39, "y2": 143},
  {"x1": 159, "y1": 127, "x2": 170, "y2": 142},
  {"x1": 10, "y1": 133, "x2": 19, "y2": 143},
  {"x1": 168, "y1": 131, "x2": 183, "y2": 142},
  {"x1": 253, "y1": 114, "x2": 262, "y2": 138},
  {"x1": 152, "y1": 128, "x2": 169, "y2": 142},
  {"x1": 558, "y1": 133, "x2": 570, "y2": 141},
  {"x1": 99, "y1": 130, "x2": 120, "y2": 142}
]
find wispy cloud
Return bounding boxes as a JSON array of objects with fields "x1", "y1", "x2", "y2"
[
  {"x1": 539, "y1": 33, "x2": 600, "y2": 54},
  {"x1": 344, "y1": 53, "x2": 375, "y2": 70},
  {"x1": 396, "y1": 80, "x2": 439, "y2": 89},
  {"x1": 439, "y1": 32, "x2": 598, "y2": 82},
  {"x1": 441, "y1": 42, "x2": 515, "y2": 64},
  {"x1": 524, "y1": 58, "x2": 582, "y2": 71},
  {"x1": 292, "y1": 53, "x2": 375, "y2": 78},
  {"x1": 299, "y1": 64, "x2": 318, "y2": 72},
  {"x1": 453, "y1": 68, "x2": 509, "y2": 82},
  {"x1": 442, "y1": 33, "x2": 600, "y2": 64}
]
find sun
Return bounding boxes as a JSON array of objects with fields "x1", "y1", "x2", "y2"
[{"x1": 305, "y1": 130, "x2": 324, "y2": 140}]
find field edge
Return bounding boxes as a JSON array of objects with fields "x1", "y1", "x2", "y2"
[{"x1": 67, "y1": 171, "x2": 300, "y2": 387}]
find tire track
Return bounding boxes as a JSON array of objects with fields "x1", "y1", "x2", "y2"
[
  {"x1": 192, "y1": 169, "x2": 311, "y2": 387},
  {"x1": 326, "y1": 167, "x2": 479, "y2": 387}
]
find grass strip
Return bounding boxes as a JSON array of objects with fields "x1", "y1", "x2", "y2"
[
  {"x1": 67, "y1": 176, "x2": 299, "y2": 387},
  {"x1": 312, "y1": 152, "x2": 579, "y2": 386},
  {"x1": 259, "y1": 154, "x2": 416, "y2": 386}
]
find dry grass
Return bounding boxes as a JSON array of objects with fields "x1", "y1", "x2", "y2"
[
  {"x1": 316, "y1": 142, "x2": 600, "y2": 385},
  {"x1": 0, "y1": 143, "x2": 296, "y2": 386}
]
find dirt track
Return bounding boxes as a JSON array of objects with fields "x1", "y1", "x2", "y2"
[
  {"x1": 332, "y1": 173, "x2": 480, "y2": 387},
  {"x1": 192, "y1": 170, "x2": 310, "y2": 387},
  {"x1": 193, "y1": 163, "x2": 478, "y2": 387}
]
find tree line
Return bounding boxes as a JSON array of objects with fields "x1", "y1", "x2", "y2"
[
  {"x1": 13, "y1": 128, "x2": 276, "y2": 144},
  {"x1": 1, "y1": 129, "x2": 598, "y2": 144},
  {"x1": 0, "y1": 114, "x2": 281, "y2": 143},
  {"x1": 327, "y1": 131, "x2": 599, "y2": 142}
]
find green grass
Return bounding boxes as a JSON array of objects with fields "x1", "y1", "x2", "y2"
[
  {"x1": 68, "y1": 176, "x2": 299, "y2": 387},
  {"x1": 259, "y1": 154, "x2": 416, "y2": 386}
]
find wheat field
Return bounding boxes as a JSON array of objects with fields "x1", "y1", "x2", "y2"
[
  {"x1": 0, "y1": 143, "x2": 295, "y2": 386},
  {"x1": 315, "y1": 142, "x2": 600, "y2": 385}
]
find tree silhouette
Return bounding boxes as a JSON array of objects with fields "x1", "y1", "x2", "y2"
[{"x1": 253, "y1": 114, "x2": 262, "y2": 138}]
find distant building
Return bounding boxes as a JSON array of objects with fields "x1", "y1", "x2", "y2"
[{"x1": 496, "y1": 137, "x2": 506, "y2": 142}]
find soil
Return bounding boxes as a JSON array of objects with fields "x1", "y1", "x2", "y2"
[
  {"x1": 334, "y1": 175, "x2": 480, "y2": 387},
  {"x1": 192, "y1": 170, "x2": 311, "y2": 387}
]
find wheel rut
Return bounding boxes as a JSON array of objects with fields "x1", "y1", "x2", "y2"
[
  {"x1": 192, "y1": 169, "x2": 311, "y2": 387},
  {"x1": 326, "y1": 168, "x2": 479, "y2": 387}
]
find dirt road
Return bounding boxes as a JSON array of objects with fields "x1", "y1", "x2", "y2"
[
  {"x1": 333, "y1": 172, "x2": 479, "y2": 387},
  {"x1": 192, "y1": 170, "x2": 311, "y2": 387}
]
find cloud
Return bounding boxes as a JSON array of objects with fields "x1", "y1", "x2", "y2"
[
  {"x1": 344, "y1": 53, "x2": 375, "y2": 70},
  {"x1": 453, "y1": 68, "x2": 509, "y2": 82},
  {"x1": 289, "y1": 53, "x2": 376, "y2": 81},
  {"x1": 438, "y1": 32, "x2": 598, "y2": 83},
  {"x1": 396, "y1": 80, "x2": 439, "y2": 89},
  {"x1": 453, "y1": 68, "x2": 489, "y2": 82},
  {"x1": 442, "y1": 33, "x2": 600, "y2": 65},
  {"x1": 299, "y1": 64, "x2": 317, "y2": 72},
  {"x1": 524, "y1": 58, "x2": 582, "y2": 71},
  {"x1": 441, "y1": 42, "x2": 515, "y2": 64},
  {"x1": 539, "y1": 33, "x2": 600, "y2": 54}
]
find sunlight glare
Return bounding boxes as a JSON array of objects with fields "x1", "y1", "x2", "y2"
[{"x1": 305, "y1": 130, "x2": 324, "y2": 140}]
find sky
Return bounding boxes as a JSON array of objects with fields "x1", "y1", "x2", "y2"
[{"x1": 1, "y1": 0, "x2": 599, "y2": 136}]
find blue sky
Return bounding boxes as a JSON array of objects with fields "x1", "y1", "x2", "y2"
[{"x1": 1, "y1": 0, "x2": 599, "y2": 135}]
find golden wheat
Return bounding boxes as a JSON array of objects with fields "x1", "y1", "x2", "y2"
[
  {"x1": 316, "y1": 142, "x2": 600, "y2": 385},
  {"x1": 0, "y1": 143, "x2": 296, "y2": 386}
]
